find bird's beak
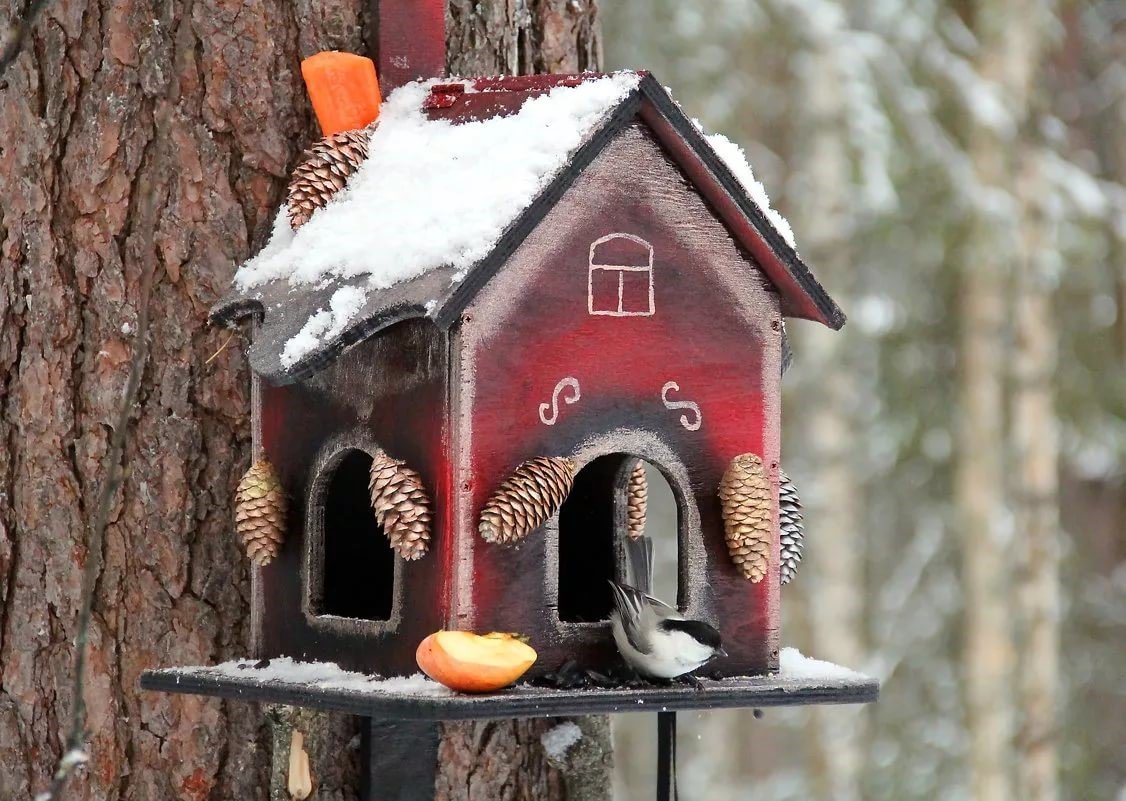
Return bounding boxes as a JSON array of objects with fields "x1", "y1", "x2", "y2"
[{"x1": 716, "y1": 647, "x2": 728, "y2": 658}]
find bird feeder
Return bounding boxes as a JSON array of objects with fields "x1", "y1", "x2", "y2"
[{"x1": 141, "y1": 2, "x2": 878, "y2": 797}]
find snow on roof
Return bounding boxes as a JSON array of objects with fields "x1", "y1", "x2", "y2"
[
  {"x1": 229, "y1": 72, "x2": 801, "y2": 370},
  {"x1": 213, "y1": 71, "x2": 837, "y2": 380},
  {"x1": 239, "y1": 73, "x2": 642, "y2": 367}
]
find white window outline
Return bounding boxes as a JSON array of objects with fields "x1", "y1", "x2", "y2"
[{"x1": 587, "y1": 233, "x2": 655, "y2": 317}]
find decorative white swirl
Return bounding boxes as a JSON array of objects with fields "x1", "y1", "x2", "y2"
[
  {"x1": 539, "y1": 377, "x2": 581, "y2": 426},
  {"x1": 661, "y1": 381, "x2": 702, "y2": 431}
]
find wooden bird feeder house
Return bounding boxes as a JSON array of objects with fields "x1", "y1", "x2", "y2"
[{"x1": 142, "y1": 1, "x2": 877, "y2": 797}]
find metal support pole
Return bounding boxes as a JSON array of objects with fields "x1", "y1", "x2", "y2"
[
  {"x1": 362, "y1": 718, "x2": 440, "y2": 801},
  {"x1": 657, "y1": 711, "x2": 678, "y2": 801}
]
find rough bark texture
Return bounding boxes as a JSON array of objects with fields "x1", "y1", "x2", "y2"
[
  {"x1": 266, "y1": 707, "x2": 361, "y2": 801},
  {"x1": 435, "y1": 719, "x2": 564, "y2": 801},
  {"x1": 0, "y1": 0, "x2": 605, "y2": 799}
]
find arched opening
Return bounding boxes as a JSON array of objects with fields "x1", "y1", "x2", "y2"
[
  {"x1": 314, "y1": 449, "x2": 394, "y2": 621},
  {"x1": 557, "y1": 454, "x2": 680, "y2": 622}
]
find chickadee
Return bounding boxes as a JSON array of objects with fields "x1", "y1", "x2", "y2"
[{"x1": 608, "y1": 537, "x2": 726, "y2": 679}]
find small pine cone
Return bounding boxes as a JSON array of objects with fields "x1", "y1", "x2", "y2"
[
  {"x1": 287, "y1": 128, "x2": 372, "y2": 229},
  {"x1": 479, "y1": 457, "x2": 578, "y2": 545},
  {"x1": 779, "y1": 469, "x2": 804, "y2": 586},
  {"x1": 717, "y1": 453, "x2": 772, "y2": 583},
  {"x1": 626, "y1": 461, "x2": 647, "y2": 540},
  {"x1": 368, "y1": 452, "x2": 432, "y2": 561},
  {"x1": 235, "y1": 459, "x2": 287, "y2": 566}
]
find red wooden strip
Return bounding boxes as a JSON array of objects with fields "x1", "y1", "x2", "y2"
[{"x1": 378, "y1": 0, "x2": 447, "y2": 91}]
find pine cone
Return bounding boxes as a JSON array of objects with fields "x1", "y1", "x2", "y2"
[
  {"x1": 779, "y1": 469, "x2": 804, "y2": 586},
  {"x1": 368, "y1": 452, "x2": 432, "y2": 561},
  {"x1": 626, "y1": 461, "x2": 647, "y2": 540},
  {"x1": 718, "y1": 453, "x2": 772, "y2": 583},
  {"x1": 479, "y1": 457, "x2": 578, "y2": 545},
  {"x1": 235, "y1": 459, "x2": 286, "y2": 566},
  {"x1": 287, "y1": 128, "x2": 372, "y2": 229}
]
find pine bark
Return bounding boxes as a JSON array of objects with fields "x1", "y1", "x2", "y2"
[{"x1": 0, "y1": 1, "x2": 605, "y2": 800}]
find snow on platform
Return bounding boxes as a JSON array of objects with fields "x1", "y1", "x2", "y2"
[{"x1": 140, "y1": 650, "x2": 877, "y2": 721}]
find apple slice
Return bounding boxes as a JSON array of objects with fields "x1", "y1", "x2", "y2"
[{"x1": 416, "y1": 631, "x2": 537, "y2": 693}]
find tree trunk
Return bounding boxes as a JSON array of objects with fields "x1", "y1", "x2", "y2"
[
  {"x1": 958, "y1": 3, "x2": 1049, "y2": 800},
  {"x1": 1012, "y1": 125, "x2": 1060, "y2": 801},
  {"x1": 791, "y1": 16, "x2": 866, "y2": 801},
  {"x1": 0, "y1": 2, "x2": 605, "y2": 799}
]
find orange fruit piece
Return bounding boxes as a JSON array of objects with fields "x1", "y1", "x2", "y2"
[
  {"x1": 416, "y1": 631, "x2": 537, "y2": 693},
  {"x1": 300, "y1": 51, "x2": 382, "y2": 136}
]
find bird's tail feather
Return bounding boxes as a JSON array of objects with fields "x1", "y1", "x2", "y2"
[{"x1": 623, "y1": 535, "x2": 653, "y2": 594}]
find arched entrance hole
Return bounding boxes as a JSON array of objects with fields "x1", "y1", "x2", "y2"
[
  {"x1": 557, "y1": 454, "x2": 681, "y2": 622},
  {"x1": 311, "y1": 449, "x2": 395, "y2": 621}
]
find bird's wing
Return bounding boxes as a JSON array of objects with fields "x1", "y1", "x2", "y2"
[
  {"x1": 623, "y1": 535, "x2": 653, "y2": 594},
  {"x1": 609, "y1": 581, "x2": 659, "y2": 652}
]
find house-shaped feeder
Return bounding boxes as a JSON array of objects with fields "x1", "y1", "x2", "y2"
[
  {"x1": 201, "y1": 71, "x2": 845, "y2": 683},
  {"x1": 141, "y1": 47, "x2": 879, "y2": 799}
]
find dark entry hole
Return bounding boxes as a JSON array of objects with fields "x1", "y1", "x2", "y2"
[
  {"x1": 317, "y1": 450, "x2": 394, "y2": 620},
  {"x1": 557, "y1": 455, "x2": 680, "y2": 622}
]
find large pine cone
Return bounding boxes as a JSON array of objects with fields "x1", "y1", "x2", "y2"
[
  {"x1": 235, "y1": 459, "x2": 286, "y2": 566},
  {"x1": 287, "y1": 128, "x2": 372, "y2": 229},
  {"x1": 779, "y1": 470, "x2": 804, "y2": 586},
  {"x1": 479, "y1": 457, "x2": 577, "y2": 545},
  {"x1": 626, "y1": 461, "x2": 647, "y2": 541},
  {"x1": 368, "y1": 452, "x2": 432, "y2": 561},
  {"x1": 718, "y1": 453, "x2": 772, "y2": 583}
]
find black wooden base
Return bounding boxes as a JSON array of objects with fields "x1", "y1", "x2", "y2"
[{"x1": 139, "y1": 664, "x2": 878, "y2": 720}]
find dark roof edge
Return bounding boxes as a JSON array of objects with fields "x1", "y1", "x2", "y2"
[
  {"x1": 635, "y1": 75, "x2": 845, "y2": 330},
  {"x1": 267, "y1": 304, "x2": 431, "y2": 385},
  {"x1": 211, "y1": 294, "x2": 264, "y2": 327}
]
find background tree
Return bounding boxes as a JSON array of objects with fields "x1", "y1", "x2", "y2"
[
  {"x1": 604, "y1": 1, "x2": 1123, "y2": 800},
  {"x1": 0, "y1": 1, "x2": 603, "y2": 799}
]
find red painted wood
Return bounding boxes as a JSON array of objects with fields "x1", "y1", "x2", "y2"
[
  {"x1": 454, "y1": 124, "x2": 783, "y2": 678},
  {"x1": 377, "y1": 0, "x2": 447, "y2": 91},
  {"x1": 638, "y1": 101, "x2": 833, "y2": 328},
  {"x1": 256, "y1": 320, "x2": 452, "y2": 676}
]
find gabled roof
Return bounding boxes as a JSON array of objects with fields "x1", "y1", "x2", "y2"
[{"x1": 213, "y1": 71, "x2": 845, "y2": 383}]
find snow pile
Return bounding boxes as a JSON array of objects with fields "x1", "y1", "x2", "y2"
[
  {"x1": 203, "y1": 657, "x2": 454, "y2": 697},
  {"x1": 235, "y1": 73, "x2": 641, "y2": 296},
  {"x1": 698, "y1": 126, "x2": 797, "y2": 250},
  {"x1": 778, "y1": 647, "x2": 866, "y2": 683},
  {"x1": 280, "y1": 285, "x2": 367, "y2": 368},
  {"x1": 541, "y1": 721, "x2": 584, "y2": 762}
]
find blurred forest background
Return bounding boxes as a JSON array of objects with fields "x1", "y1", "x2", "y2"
[{"x1": 604, "y1": 1, "x2": 1125, "y2": 800}]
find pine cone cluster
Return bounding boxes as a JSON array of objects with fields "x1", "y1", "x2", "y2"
[
  {"x1": 626, "y1": 461, "x2": 647, "y2": 540},
  {"x1": 779, "y1": 470, "x2": 804, "y2": 586},
  {"x1": 235, "y1": 459, "x2": 286, "y2": 566},
  {"x1": 368, "y1": 451, "x2": 432, "y2": 560},
  {"x1": 287, "y1": 128, "x2": 372, "y2": 229},
  {"x1": 718, "y1": 453, "x2": 772, "y2": 583},
  {"x1": 479, "y1": 457, "x2": 577, "y2": 545}
]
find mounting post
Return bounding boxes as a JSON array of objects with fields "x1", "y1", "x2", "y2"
[
  {"x1": 362, "y1": 718, "x2": 440, "y2": 801},
  {"x1": 657, "y1": 710, "x2": 678, "y2": 801}
]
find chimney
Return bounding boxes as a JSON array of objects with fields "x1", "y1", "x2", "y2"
[{"x1": 377, "y1": 0, "x2": 448, "y2": 92}]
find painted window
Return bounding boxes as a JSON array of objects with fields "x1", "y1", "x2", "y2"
[{"x1": 588, "y1": 233, "x2": 655, "y2": 316}]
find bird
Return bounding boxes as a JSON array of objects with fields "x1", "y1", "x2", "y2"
[{"x1": 608, "y1": 536, "x2": 726, "y2": 680}]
